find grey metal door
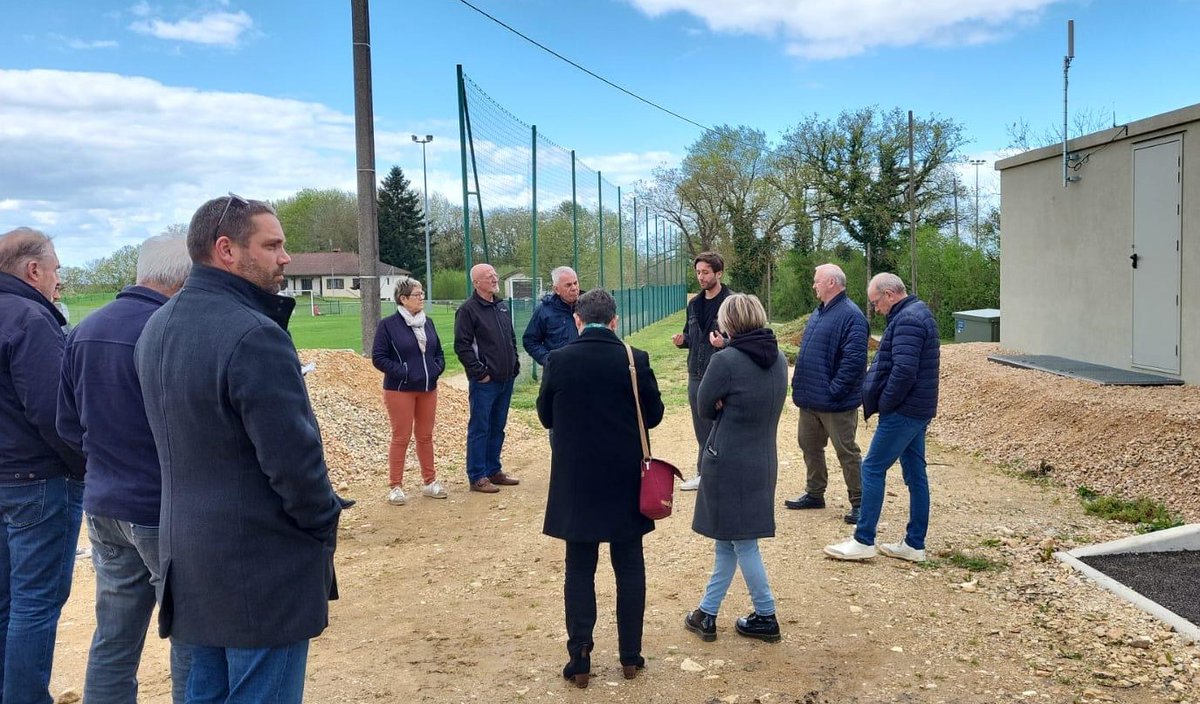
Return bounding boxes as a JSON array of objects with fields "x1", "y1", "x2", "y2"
[{"x1": 1131, "y1": 136, "x2": 1182, "y2": 374}]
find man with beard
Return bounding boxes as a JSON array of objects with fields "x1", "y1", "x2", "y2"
[
  {"x1": 671, "y1": 251, "x2": 731, "y2": 491},
  {"x1": 135, "y1": 195, "x2": 341, "y2": 703}
]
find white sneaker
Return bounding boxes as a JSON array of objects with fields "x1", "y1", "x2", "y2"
[
  {"x1": 823, "y1": 538, "x2": 877, "y2": 561},
  {"x1": 878, "y1": 540, "x2": 926, "y2": 562},
  {"x1": 421, "y1": 480, "x2": 448, "y2": 499},
  {"x1": 680, "y1": 476, "x2": 701, "y2": 491},
  {"x1": 387, "y1": 487, "x2": 407, "y2": 505}
]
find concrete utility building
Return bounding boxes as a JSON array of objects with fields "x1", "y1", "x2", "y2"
[{"x1": 997, "y1": 103, "x2": 1199, "y2": 382}]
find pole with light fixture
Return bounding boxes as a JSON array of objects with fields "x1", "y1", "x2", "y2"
[
  {"x1": 411, "y1": 134, "x2": 434, "y2": 299},
  {"x1": 969, "y1": 159, "x2": 986, "y2": 249}
]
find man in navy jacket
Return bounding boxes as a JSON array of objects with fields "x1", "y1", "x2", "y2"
[
  {"x1": 57, "y1": 233, "x2": 193, "y2": 703},
  {"x1": 787, "y1": 264, "x2": 868, "y2": 524},
  {"x1": 825, "y1": 273, "x2": 940, "y2": 563},
  {"x1": 0, "y1": 227, "x2": 85, "y2": 704},
  {"x1": 522, "y1": 265, "x2": 580, "y2": 367},
  {"x1": 135, "y1": 196, "x2": 340, "y2": 703}
]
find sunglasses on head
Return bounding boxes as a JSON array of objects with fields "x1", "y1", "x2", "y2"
[{"x1": 213, "y1": 192, "x2": 249, "y2": 239}]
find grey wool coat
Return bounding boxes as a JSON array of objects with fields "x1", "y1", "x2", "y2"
[{"x1": 691, "y1": 345, "x2": 788, "y2": 541}]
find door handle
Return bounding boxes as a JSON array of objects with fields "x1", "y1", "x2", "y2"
[{"x1": 1130, "y1": 253, "x2": 1139, "y2": 269}]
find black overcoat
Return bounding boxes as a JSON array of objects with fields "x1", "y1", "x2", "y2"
[
  {"x1": 135, "y1": 265, "x2": 340, "y2": 648},
  {"x1": 539, "y1": 327, "x2": 664, "y2": 543}
]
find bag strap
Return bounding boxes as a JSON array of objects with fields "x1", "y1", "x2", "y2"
[{"x1": 624, "y1": 343, "x2": 652, "y2": 462}]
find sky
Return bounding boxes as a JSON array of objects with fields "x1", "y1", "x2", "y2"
[{"x1": 2, "y1": 0, "x2": 1199, "y2": 266}]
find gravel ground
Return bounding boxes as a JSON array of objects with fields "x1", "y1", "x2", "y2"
[{"x1": 932, "y1": 343, "x2": 1200, "y2": 521}]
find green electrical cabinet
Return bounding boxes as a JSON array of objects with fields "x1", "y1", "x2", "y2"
[{"x1": 952, "y1": 308, "x2": 1001, "y2": 343}]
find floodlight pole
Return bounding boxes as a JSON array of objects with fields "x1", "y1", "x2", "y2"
[
  {"x1": 412, "y1": 134, "x2": 434, "y2": 299},
  {"x1": 969, "y1": 159, "x2": 986, "y2": 250}
]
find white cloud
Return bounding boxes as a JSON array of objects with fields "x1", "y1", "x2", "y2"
[
  {"x1": 0, "y1": 69, "x2": 676, "y2": 266},
  {"x1": 626, "y1": 0, "x2": 1061, "y2": 59},
  {"x1": 0, "y1": 69, "x2": 386, "y2": 265},
  {"x1": 54, "y1": 36, "x2": 120, "y2": 50},
  {"x1": 130, "y1": 10, "x2": 253, "y2": 47}
]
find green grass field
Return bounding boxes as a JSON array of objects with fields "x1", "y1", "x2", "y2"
[
  {"x1": 63, "y1": 292, "x2": 464, "y2": 373},
  {"x1": 509, "y1": 311, "x2": 689, "y2": 411}
]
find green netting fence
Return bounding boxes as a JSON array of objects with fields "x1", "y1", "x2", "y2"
[{"x1": 457, "y1": 66, "x2": 686, "y2": 379}]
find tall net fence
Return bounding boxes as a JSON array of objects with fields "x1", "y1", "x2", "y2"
[{"x1": 459, "y1": 68, "x2": 686, "y2": 378}]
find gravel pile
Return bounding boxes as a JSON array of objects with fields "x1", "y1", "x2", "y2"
[
  {"x1": 298, "y1": 349, "x2": 530, "y2": 491},
  {"x1": 932, "y1": 343, "x2": 1200, "y2": 521}
]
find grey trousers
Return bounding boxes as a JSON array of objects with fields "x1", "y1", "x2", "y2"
[
  {"x1": 797, "y1": 407, "x2": 863, "y2": 506},
  {"x1": 687, "y1": 375, "x2": 714, "y2": 475}
]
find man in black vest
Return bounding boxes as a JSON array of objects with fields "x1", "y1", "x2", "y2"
[{"x1": 671, "y1": 251, "x2": 731, "y2": 491}]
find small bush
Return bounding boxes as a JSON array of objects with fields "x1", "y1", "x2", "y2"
[
  {"x1": 1076, "y1": 487, "x2": 1184, "y2": 534},
  {"x1": 939, "y1": 550, "x2": 1007, "y2": 572}
]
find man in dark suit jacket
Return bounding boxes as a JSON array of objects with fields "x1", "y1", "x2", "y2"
[
  {"x1": 135, "y1": 195, "x2": 340, "y2": 703},
  {"x1": 539, "y1": 289, "x2": 664, "y2": 687}
]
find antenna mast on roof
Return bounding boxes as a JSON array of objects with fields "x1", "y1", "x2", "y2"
[{"x1": 1063, "y1": 19, "x2": 1079, "y2": 187}]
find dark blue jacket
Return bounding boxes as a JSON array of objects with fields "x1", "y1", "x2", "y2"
[
  {"x1": 862, "y1": 295, "x2": 940, "y2": 420},
  {"x1": 371, "y1": 312, "x2": 445, "y2": 392},
  {"x1": 791, "y1": 291, "x2": 868, "y2": 413},
  {"x1": 57, "y1": 285, "x2": 168, "y2": 526},
  {"x1": 135, "y1": 264, "x2": 340, "y2": 648},
  {"x1": 0, "y1": 272, "x2": 83, "y2": 481},
  {"x1": 522, "y1": 293, "x2": 577, "y2": 365}
]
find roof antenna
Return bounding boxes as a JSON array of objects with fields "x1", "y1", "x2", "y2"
[{"x1": 1063, "y1": 19, "x2": 1079, "y2": 187}]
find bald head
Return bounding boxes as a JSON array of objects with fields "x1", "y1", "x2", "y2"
[
  {"x1": 470, "y1": 263, "x2": 499, "y2": 301},
  {"x1": 0, "y1": 227, "x2": 60, "y2": 302},
  {"x1": 812, "y1": 263, "x2": 847, "y2": 305}
]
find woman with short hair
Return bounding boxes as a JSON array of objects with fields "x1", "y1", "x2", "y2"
[
  {"x1": 685, "y1": 293, "x2": 788, "y2": 643},
  {"x1": 371, "y1": 276, "x2": 446, "y2": 504}
]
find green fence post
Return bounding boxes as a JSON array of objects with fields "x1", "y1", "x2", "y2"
[
  {"x1": 597, "y1": 171, "x2": 604, "y2": 289},
  {"x1": 571, "y1": 150, "x2": 578, "y2": 275},
  {"x1": 617, "y1": 186, "x2": 624, "y2": 336},
  {"x1": 457, "y1": 64, "x2": 472, "y2": 297},
  {"x1": 632, "y1": 198, "x2": 640, "y2": 332},
  {"x1": 531, "y1": 125, "x2": 538, "y2": 300}
]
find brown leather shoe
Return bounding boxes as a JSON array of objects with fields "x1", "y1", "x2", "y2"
[
  {"x1": 488, "y1": 471, "x2": 519, "y2": 486},
  {"x1": 470, "y1": 477, "x2": 500, "y2": 493}
]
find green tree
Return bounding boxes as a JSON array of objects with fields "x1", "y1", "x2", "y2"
[
  {"x1": 377, "y1": 166, "x2": 425, "y2": 277},
  {"x1": 272, "y1": 189, "x2": 358, "y2": 253},
  {"x1": 777, "y1": 107, "x2": 965, "y2": 282}
]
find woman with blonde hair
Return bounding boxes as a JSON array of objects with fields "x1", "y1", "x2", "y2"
[
  {"x1": 685, "y1": 293, "x2": 788, "y2": 643},
  {"x1": 372, "y1": 276, "x2": 447, "y2": 504}
]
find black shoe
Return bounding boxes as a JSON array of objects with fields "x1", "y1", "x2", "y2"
[
  {"x1": 684, "y1": 609, "x2": 717, "y2": 642},
  {"x1": 735, "y1": 612, "x2": 781, "y2": 643},
  {"x1": 563, "y1": 644, "x2": 592, "y2": 688},
  {"x1": 336, "y1": 493, "x2": 356, "y2": 509},
  {"x1": 844, "y1": 506, "x2": 861, "y2": 525},
  {"x1": 784, "y1": 493, "x2": 825, "y2": 510}
]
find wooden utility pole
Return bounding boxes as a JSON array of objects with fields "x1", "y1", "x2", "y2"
[
  {"x1": 351, "y1": 0, "x2": 380, "y2": 352},
  {"x1": 908, "y1": 110, "x2": 917, "y2": 297}
]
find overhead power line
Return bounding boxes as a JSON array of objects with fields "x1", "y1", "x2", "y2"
[{"x1": 457, "y1": 0, "x2": 715, "y2": 135}]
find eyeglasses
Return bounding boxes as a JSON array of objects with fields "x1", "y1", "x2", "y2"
[
  {"x1": 213, "y1": 192, "x2": 249, "y2": 240},
  {"x1": 402, "y1": 291, "x2": 425, "y2": 299}
]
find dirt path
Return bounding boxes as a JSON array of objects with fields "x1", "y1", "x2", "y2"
[{"x1": 50, "y1": 352, "x2": 1200, "y2": 703}]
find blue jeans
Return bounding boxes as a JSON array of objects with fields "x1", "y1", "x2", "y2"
[
  {"x1": 187, "y1": 640, "x2": 309, "y2": 704},
  {"x1": 698, "y1": 539, "x2": 775, "y2": 617},
  {"x1": 85, "y1": 514, "x2": 192, "y2": 704},
  {"x1": 0, "y1": 476, "x2": 84, "y2": 704},
  {"x1": 854, "y1": 412, "x2": 931, "y2": 550},
  {"x1": 465, "y1": 378, "x2": 514, "y2": 482}
]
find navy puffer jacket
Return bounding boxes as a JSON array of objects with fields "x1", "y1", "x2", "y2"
[
  {"x1": 791, "y1": 291, "x2": 868, "y2": 413},
  {"x1": 862, "y1": 295, "x2": 940, "y2": 420},
  {"x1": 522, "y1": 293, "x2": 576, "y2": 366}
]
